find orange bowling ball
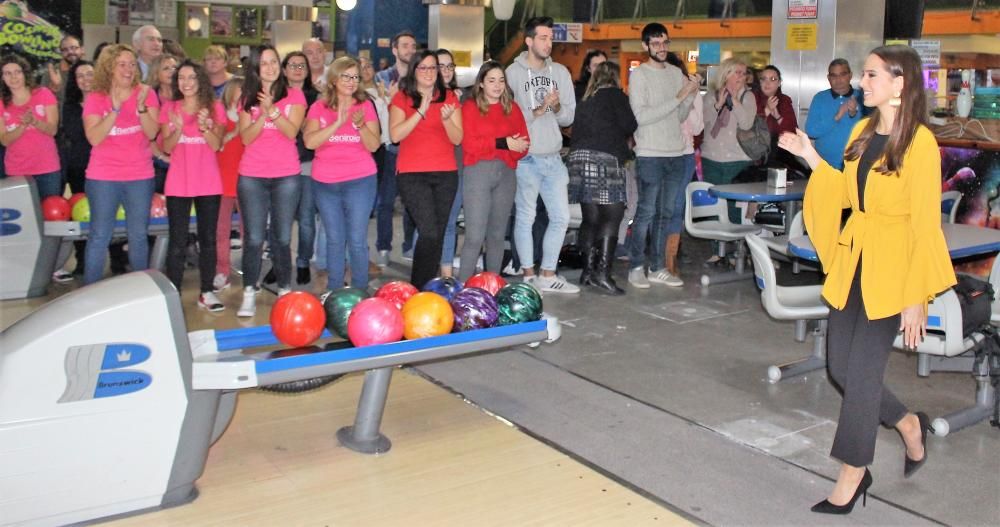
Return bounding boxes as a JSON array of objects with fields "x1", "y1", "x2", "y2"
[{"x1": 401, "y1": 292, "x2": 454, "y2": 340}]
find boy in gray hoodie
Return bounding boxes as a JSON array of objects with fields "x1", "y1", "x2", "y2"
[{"x1": 505, "y1": 16, "x2": 578, "y2": 294}]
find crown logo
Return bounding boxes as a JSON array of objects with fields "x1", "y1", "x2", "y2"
[{"x1": 117, "y1": 350, "x2": 131, "y2": 362}]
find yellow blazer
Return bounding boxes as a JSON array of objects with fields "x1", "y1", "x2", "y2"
[{"x1": 804, "y1": 121, "x2": 956, "y2": 320}]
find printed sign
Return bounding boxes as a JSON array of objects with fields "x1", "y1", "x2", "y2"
[
  {"x1": 910, "y1": 39, "x2": 941, "y2": 66},
  {"x1": 787, "y1": 0, "x2": 818, "y2": 19},
  {"x1": 698, "y1": 42, "x2": 721, "y2": 65},
  {"x1": 0, "y1": 0, "x2": 62, "y2": 64},
  {"x1": 786, "y1": 23, "x2": 818, "y2": 51},
  {"x1": 552, "y1": 22, "x2": 582, "y2": 43}
]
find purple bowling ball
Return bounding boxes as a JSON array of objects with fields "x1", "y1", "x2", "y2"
[
  {"x1": 422, "y1": 276, "x2": 463, "y2": 301},
  {"x1": 450, "y1": 287, "x2": 499, "y2": 331}
]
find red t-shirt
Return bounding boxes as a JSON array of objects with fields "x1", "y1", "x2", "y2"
[
  {"x1": 216, "y1": 114, "x2": 243, "y2": 198},
  {"x1": 460, "y1": 99, "x2": 529, "y2": 169},
  {"x1": 0, "y1": 87, "x2": 60, "y2": 176},
  {"x1": 391, "y1": 90, "x2": 459, "y2": 174}
]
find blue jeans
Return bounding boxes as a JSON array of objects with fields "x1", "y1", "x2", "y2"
[
  {"x1": 629, "y1": 156, "x2": 687, "y2": 272},
  {"x1": 83, "y1": 178, "x2": 155, "y2": 285},
  {"x1": 667, "y1": 154, "x2": 696, "y2": 234},
  {"x1": 31, "y1": 171, "x2": 63, "y2": 199},
  {"x1": 441, "y1": 174, "x2": 463, "y2": 266},
  {"x1": 313, "y1": 176, "x2": 376, "y2": 290},
  {"x1": 238, "y1": 174, "x2": 301, "y2": 289},
  {"x1": 315, "y1": 221, "x2": 327, "y2": 271},
  {"x1": 375, "y1": 148, "x2": 397, "y2": 252},
  {"x1": 514, "y1": 154, "x2": 570, "y2": 272},
  {"x1": 296, "y1": 170, "x2": 316, "y2": 268}
]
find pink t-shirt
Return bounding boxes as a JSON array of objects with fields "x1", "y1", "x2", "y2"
[
  {"x1": 306, "y1": 100, "x2": 378, "y2": 183},
  {"x1": 1, "y1": 88, "x2": 60, "y2": 176},
  {"x1": 159, "y1": 100, "x2": 225, "y2": 197},
  {"x1": 83, "y1": 87, "x2": 159, "y2": 181},
  {"x1": 238, "y1": 87, "x2": 306, "y2": 178}
]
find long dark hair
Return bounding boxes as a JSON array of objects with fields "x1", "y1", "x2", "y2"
[
  {"x1": 241, "y1": 44, "x2": 289, "y2": 113},
  {"x1": 843, "y1": 45, "x2": 927, "y2": 175},
  {"x1": 0, "y1": 54, "x2": 35, "y2": 105},
  {"x1": 399, "y1": 49, "x2": 445, "y2": 109},
  {"x1": 171, "y1": 59, "x2": 214, "y2": 113},
  {"x1": 435, "y1": 49, "x2": 457, "y2": 90},
  {"x1": 64, "y1": 60, "x2": 93, "y2": 105},
  {"x1": 577, "y1": 49, "x2": 608, "y2": 88}
]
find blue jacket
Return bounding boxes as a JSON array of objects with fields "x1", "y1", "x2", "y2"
[{"x1": 805, "y1": 87, "x2": 866, "y2": 170}]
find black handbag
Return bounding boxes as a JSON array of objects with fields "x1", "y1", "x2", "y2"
[
  {"x1": 736, "y1": 91, "x2": 771, "y2": 164},
  {"x1": 953, "y1": 274, "x2": 994, "y2": 337},
  {"x1": 753, "y1": 202, "x2": 785, "y2": 227}
]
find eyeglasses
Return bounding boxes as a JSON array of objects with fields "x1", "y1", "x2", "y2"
[
  {"x1": 438, "y1": 64, "x2": 455, "y2": 71},
  {"x1": 340, "y1": 74, "x2": 360, "y2": 82},
  {"x1": 759, "y1": 76, "x2": 780, "y2": 82},
  {"x1": 415, "y1": 65, "x2": 437, "y2": 73},
  {"x1": 286, "y1": 63, "x2": 307, "y2": 70}
]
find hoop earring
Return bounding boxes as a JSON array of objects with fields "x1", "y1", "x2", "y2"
[{"x1": 890, "y1": 91, "x2": 901, "y2": 107}]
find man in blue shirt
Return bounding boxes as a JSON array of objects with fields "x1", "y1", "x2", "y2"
[{"x1": 805, "y1": 58, "x2": 865, "y2": 169}]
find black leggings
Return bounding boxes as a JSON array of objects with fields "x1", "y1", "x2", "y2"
[
  {"x1": 165, "y1": 195, "x2": 220, "y2": 293},
  {"x1": 578, "y1": 202, "x2": 626, "y2": 251},
  {"x1": 826, "y1": 269, "x2": 907, "y2": 467},
  {"x1": 396, "y1": 171, "x2": 458, "y2": 289}
]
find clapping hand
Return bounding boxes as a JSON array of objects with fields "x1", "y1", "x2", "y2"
[
  {"x1": 440, "y1": 103, "x2": 457, "y2": 121},
  {"x1": 765, "y1": 95, "x2": 780, "y2": 117},
  {"x1": 506, "y1": 133, "x2": 529, "y2": 153},
  {"x1": 257, "y1": 90, "x2": 274, "y2": 115},
  {"x1": 169, "y1": 110, "x2": 183, "y2": 131},
  {"x1": 351, "y1": 109, "x2": 365, "y2": 129}
]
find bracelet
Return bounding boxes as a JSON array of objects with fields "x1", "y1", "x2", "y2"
[
  {"x1": 268, "y1": 109, "x2": 280, "y2": 121},
  {"x1": 352, "y1": 122, "x2": 362, "y2": 131},
  {"x1": 416, "y1": 110, "x2": 425, "y2": 119},
  {"x1": 137, "y1": 106, "x2": 148, "y2": 114},
  {"x1": 111, "y1": 107, "x2": 121, "y2": 114}
]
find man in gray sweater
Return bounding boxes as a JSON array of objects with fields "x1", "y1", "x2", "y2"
[
  {"x1": 505, "y1": 16, "x2": 578, "y2": 294},
  {"x1": 627, "y1": 22, "x2": 700, "y2": 288}
]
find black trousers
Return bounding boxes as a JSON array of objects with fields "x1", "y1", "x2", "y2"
[
  {"x1": 396, "y1": 171, "x2": 458, "y2": 289},
  {"x1": 165, "y1": 195, "x2": 220, "y2": 293},
  {"x1": 826, "y1": 269, "x2": 908, "y2": 467}
]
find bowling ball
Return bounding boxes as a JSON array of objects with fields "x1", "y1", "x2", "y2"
[
  {"x1": 41, "y1": 196, "x2": 71, "y2": 221},
  {"x1": 347, "y1": 297, "x2": 404, "y2": 347},
  {"x1": 496, "y1": 283, "x2": 543, "y2": 326},
  {"x1": 70, "y1": 197, "x2": 90, "y2": 222},
  {"x1": 270, "y1": 291, "x2": 326, "y2": 348},
  {"x1": 68, "y1": 192, "x2": 86, "y2": 208},
  {"x1": 464, "y1": 271, "x2": 507, "y2": 296},
  {"x1": 422, "y1": 276, "x2": 462, "y2": 301},
  {"x1": 374, "y1": 280, "x2": 419, "y2": 310},
  {"x1": 401, "y1": 292, "x2": 454, "y2": 339},
  {"x1": 450, "y1": 287, "x2": 499, "y2": 331},
  {"x1": 322, "y1": 287, "x2": 369, "y2": 339},
  {"x1": 150, "y1": 193, "x2": 167, "y2": 218},
  {"x1": 116, "y1": 206, "x2": 126, "y2": 220}
]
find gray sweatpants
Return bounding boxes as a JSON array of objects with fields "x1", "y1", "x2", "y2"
[{"x1": 459, "y1": 159, "x2": 517, "y2": 282}]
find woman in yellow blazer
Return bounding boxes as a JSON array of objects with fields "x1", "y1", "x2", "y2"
[{"x1": 779, "y1": 45, "x2": 956, "y2": 515}]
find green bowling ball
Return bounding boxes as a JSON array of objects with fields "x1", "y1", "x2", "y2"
[
  {"x1": 496, "y1": 283, "x2": 543, "y2": 326},
  {"x1": 322, "y1": 287, "x2": 370, "y2": 339},
  {"x1": 71, "y1": 198, "x2": 90, "y2": 222},
  {"x1": 116, "y1": 206, "x2": 126, "y2": 220}
]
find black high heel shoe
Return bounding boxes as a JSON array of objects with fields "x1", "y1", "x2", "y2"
[
  {"x1": 811, "y1": 468, "x2": 872, "y2": 515},
  {"x1": 904, "y1": 411, "x2": 934, "y2": 478}
]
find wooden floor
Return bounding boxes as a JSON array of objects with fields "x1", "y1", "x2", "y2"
[{"x1": 2, "y1": 273, "x2": 688, "y2": 527}]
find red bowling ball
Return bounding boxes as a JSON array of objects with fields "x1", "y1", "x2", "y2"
[
  {"x1": 270, "y1": 292, "x2": 326, "y2": 348},
  {"x1": 464, "y1": 271, "x2": 507, "y2": 296},
  {"x1": 374, "y1": 280, "x2": 419, "y2": 310},
  {"x1": 41, "y1": 196, "x2": 71, "y2": 221},
  {"x1": 68, "y1": 193, "x2": 86, "y2": 208},
  {"x1": 347, "y1": 297, "x2": 404, "y2": 347},
  {"x1": 150, "y1": 193, "x2": 167, "y2": 218}
]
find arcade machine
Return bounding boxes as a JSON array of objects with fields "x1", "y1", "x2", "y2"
[{"x1": 0, "y1": 272, "x2": 560, "y2": 526}]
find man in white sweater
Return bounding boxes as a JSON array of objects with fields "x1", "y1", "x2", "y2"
[{"x1": 627, "y1": 23, "x2": 701, "y2": 288}]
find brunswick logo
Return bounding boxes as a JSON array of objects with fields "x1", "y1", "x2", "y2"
[{"x1": 0, "y1": 1, "x2": 61, "y2": 62}]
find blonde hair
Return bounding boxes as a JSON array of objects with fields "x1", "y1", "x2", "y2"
[
  {"x1": 221, "y1": 75, "x2": 244, "y2": 108},
  {"x1": 709, "y1": 57, "x2": 747, "y2": 93},
  {"x1": 93, "y1": 44, "x2": 139, "y2": 94},
  {"x1": 583, "y1": 61, "x2": 620, "y2": 101},
  {"x1": 322, "y1": 56, "x2": 368, "y2": 107},
  {"x1": 145, "y1": 53, "x2": 178, "y2": 90},
  {"x1": 203, "y1": 45, "x2": 227, "y2": 62}
]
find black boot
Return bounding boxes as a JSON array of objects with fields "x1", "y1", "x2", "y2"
[
  {"x1": 578, "y1": 244, "x2": 595, "y2": 286},
  {"x1": 591, "y1": 237, "x2": 624, "y2": 295}
]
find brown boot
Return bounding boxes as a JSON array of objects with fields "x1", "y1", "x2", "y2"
[{"x1": 665, "y1": 234, "x2": 681, "y2": 276}]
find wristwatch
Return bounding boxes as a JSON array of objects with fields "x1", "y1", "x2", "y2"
[{"x1": 137, "y1": 106, "x2": 148, "y2": 114}]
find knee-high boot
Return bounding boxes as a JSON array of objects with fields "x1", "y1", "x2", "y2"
[
  {"x1": 665, "y1": 233, "x2": 681, "y2": 276},
  {"x1": 579, "y1": 244, "x2": 596, "y2": 285},
  {"x1": 591, "y1": 237, "x2": 624, "y2": 295}
]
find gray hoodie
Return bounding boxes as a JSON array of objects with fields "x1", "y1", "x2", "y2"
[{"x1": 505, "y1": 52, "x2": 575, "y2": 156}]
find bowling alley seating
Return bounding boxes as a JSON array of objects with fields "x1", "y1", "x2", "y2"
[
  {"x1": 892, "y1": 255, "x2": 1000, "y2": 436},
  {"x1": 760, "y1": 210, "x2": 806, "y2": 273},
  {"x1": 745, "y1": 233, "x2": 829, "y2": 383},
  {"x1": 684, "y1": 181, "x2": 760, "y2": 266},
  {"x1": 941, "y1": 190, "x2": 962, "y2": 224}
]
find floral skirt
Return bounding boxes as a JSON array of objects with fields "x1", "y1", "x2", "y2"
[{"x1": 567, "y1": 148, "x2": 626, "y2": 205}]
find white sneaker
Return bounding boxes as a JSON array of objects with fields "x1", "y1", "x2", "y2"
[
  {"x1": 628, "y1": 266, "x2": 650, "y2": 289},
  {"x1": 648, "y1": 269, "x2": 683, "y2": 287},
  {"x1": 376, "y1": 250, "x2": 390, "y2": 267},
  {"x1": 277, "y1": 288, "x2": 292, "y2": 297},
  {"x1": 213, "y1": 273, "x2": 230, "y2": 292},
  {"x1": 502, "y1": 261, "x2": 523, "y2": 276},
  {"x1": 533, "y1": 274, "x2": 580, "y2": 294},
  {"x1": 52, "y1": 270, "x2": 74, "y2": 283},
  {"x1": 237, "y1": 287, "x2": 256, "y2": 317},
  {"x1": 198, "y1": 291, "x2": 225, "y2": 312}
]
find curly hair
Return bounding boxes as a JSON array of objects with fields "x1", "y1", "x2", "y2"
[
  {"x1": 171, "y1": 59, "x2": 215, "y2": 113},
  {"x1": 93, "y1": 44, "x2": 139, "y2": 94},
  {"x1": 0, "y1": 54, "x2": 36, "y2": 105}
]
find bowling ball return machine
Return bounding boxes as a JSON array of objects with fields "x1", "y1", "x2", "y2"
[{"x1": 0, "y1": 272, "x2": 560, "y2": 526}]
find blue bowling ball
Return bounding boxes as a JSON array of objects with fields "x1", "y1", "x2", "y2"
[{"x1": 422, "y1": 276, "x2": 462, "y2": 302}]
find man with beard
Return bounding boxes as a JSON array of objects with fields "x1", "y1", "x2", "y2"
[
  {"x1": 505, "y1": 16, "x2": 579, "y2": 293},
  {"x1": 42, "y1": 35, "x2": 83, "y2": 105},
  {"x1": 373, "y1": 30, "x2": 417, "y2": 267},
  {"x1": 626, "y1": 22, "x2": 700, "y2": 289}
]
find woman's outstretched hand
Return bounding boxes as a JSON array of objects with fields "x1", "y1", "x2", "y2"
[{"x1": 778, "y1": 129, "x2": 821, "y2": 169}]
